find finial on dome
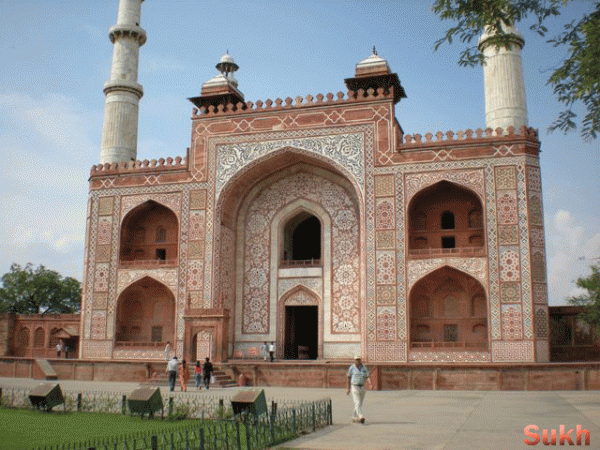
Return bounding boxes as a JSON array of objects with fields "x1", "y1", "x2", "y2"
[
  {"x1": 216, "y1": 51, "x2": 239, "y2": 76},
  {"x1": 354, "y1": 47, "x2": 390, "y2": 77}
]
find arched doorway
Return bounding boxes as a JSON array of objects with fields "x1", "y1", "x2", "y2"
[
  {"x1": 281, "y1": 287, "x2": 320, "y2": 359},
  {"x1": 216, "y1": 149, "x2": 362, "y2": 360},
  {"x1": 408, "y1": 181, "x2": 484, "y2": 256},
  {"x1": 119, "y1": 201, "x2": 179, "y2": 266},
  {"x1": 283, "y1": 212, "x2": 321, "y2": 264},
  {"x1": 409, "y1": 266, "x2": 488, "y2": 351},
  {"x1": 115, "y1": 277, "x2": 175, "y2": 348}
]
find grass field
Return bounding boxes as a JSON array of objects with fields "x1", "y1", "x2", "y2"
[{"x1": 0, "y1": 407, "x2": 203, "y2": 450}]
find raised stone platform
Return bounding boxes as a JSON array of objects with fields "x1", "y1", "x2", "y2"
[{"x1": 2, "y1": 358, "x2": 600, "y2": 390}]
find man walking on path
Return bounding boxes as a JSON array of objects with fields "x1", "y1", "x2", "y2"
[
  {"x1": 202, "y1": 357, "x2": 213, "y2": 389},
  {"x1": 166, "y1": 356, "x2": 179, "y2": 391},
  {"x1": 346, "y1": 355, "x2": 372, "y2": 424}
]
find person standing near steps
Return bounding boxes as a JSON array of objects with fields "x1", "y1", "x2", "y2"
[
  {"x1": 202, "y1": 357, "x2": 213, "y2": 389},
  {"x1": 346, "y1": 355, "x2": 372, "y2": 424}
]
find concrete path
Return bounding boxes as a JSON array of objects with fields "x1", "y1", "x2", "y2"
[{"x1": 2, "y1": 377, "x2": 599, "y2": 449}]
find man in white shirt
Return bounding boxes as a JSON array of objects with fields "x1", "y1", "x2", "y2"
[
  {"x1": 165, "y1": 356, "x2": 179, "y2": 391},
  {"x1": 346, "y1": 355, "x2": 372, "y2": 423}
]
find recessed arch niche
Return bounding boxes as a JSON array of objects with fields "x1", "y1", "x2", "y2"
[
  {"x1": 408, "y1": 181, "x2": 484, "y2": 256},
  {"x1": 115, "y1": 277, "x2": 175, "y2": 346},
  {"x1": 119, "y1": 200, "x2": 179, "y2": 265},
  {"x1": 409, "y1": 266, "x2": 488, "y2": 350}
]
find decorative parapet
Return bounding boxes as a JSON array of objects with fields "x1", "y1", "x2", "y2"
[
  {"x1": 398, "y1": 125, "x2": 539, "y2": 150},
  {"x1": 192, "y1": 87, "x2": 394, "y2": 118},
  {"x1": 90, "y1": 155, "x2": 188, "y2": 177}
]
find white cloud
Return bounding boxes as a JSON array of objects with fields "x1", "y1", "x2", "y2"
[
  {"x1": 144, "y1": 55, "x2": 186, "y2": 73},
  {"x1": 546, "y1": 209, "x2": 600, "y2": 305},
  {"x1": 0, "y1": 91, "x2": 99, "y2": 281}
]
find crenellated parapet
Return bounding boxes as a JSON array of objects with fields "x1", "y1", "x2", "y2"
[
  {"x1": 192, "y1": 87, "x2": 395, "y2": 118},
  {"x1": 90, "y1": 155, "x2": 187, "y2": 177},
  {"x1": 398, "y1": 125, "x2": 539, "y2": 149}
]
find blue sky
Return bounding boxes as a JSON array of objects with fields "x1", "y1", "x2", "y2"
[{"x1": 0, "y1": 1, "x2": 598, "y2": 305}]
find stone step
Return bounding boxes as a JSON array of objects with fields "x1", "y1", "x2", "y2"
[{"x1": 142, "y1": 367, "x2": 237, "y2": 388}]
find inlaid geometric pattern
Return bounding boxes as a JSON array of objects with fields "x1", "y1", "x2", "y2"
[
  {"x1": 97, "y1": 217, "x2": 113, "y2": 245},
  {"x1": 409, "y1": 351, "x2": 490, "y2": 363},
  {"x1": 83, "y1": 341, "x2": 112, "y2": 359},
  {"x1": 95, "y1": 244, "x2": 111, "y2": 262},
  {"x1": 530, "y1": 226, "x2": 545, "y2": 247},
  {"x1": 531, "y1": 250, "x2": 546, "y2": 283},
  {"x1": 501, "y1": 304, "x2": 523, "y2": 340},
  {"x1": 94, "y1": 264, "x2": 109, "y2": 292},
  {"x1": 90, "y1": 311, "x2": 107, "y2": 340},
  {"x1": 536, "y1": 340, "x2": 549, "y2": 362},
  {"x1": 241, "y1": 171, "x2": 360, "y2": 334},
  {"x1": 375, "y1": 230, "x2": 395, "y2": 249},
  {"x1": 498, "y1": 224, "x2": 518, "y2": 245},
  {"x1": 92, "y1": 292, "x2": 108, "y2": 309},
  {"x1": 187, "y1": 260, "x2": 204, "y2": 291},
  {"x1": 500, "y1": 282, "x2": 520, "y2": 303},
  {"x1": 494, "y1": 166, "x2": 517, "y2": 190},
  {"x1": 121, "y1": 193, "x2": 182, "y2": 222},
  {"x1": 376, "y1": 285, "x2": 396, "y2": 305},
  {"x1": 187, "y1": 240, "x2": 204, "y2": 259},
  {"x1": 529, "y1": 194, "x2": 543, "y2": 226},
  {"x1": 215, "y1": 131, "x2": 366, "y2": 197},
  {"x1": 374, "y1": 174, "x2": 395, "y2": 197},
  {"x1": 367, "y1": 341, "x2": 406, "y2": 362},
  {"x1": 376, "y1": 306, "x2": 396, "y2": 341},
  {"x1": 491, "y1": 341, "x2": 534, "y2": 362},
  {"x1": 376, "y1": 251, "x2": 395, "y2": 285},
  {"x1": 533, "y1": 283, "x2": 548, "y2": 304},
  {"x1": 189, "y1": 211, "x2": 205, "y2": 241},
  {"x1": 499, "y1": 246, "x2": 520, "y2": 282},
  {"x1": 189, "y1": 189, "x2": 207, "y2": 210},
  {"x1": 98, "y1": 196, "x2": 114, "y2": 216},
  {"x1": 405, "y1": 169, "x2": 485, "y2": 204},
  {"x1": 496, "y1": 191, "x2": 518, "y2": 224},
  {"x1": 535, "y1": 306, "x2": 549, "y2": 339},
  {"x1": 407, "y1": 257, "x2": 488, "y2": 291},
  {"x1": 116, "y1": 268, "x2": 178, "y2": 295},
  {"x1": 375, "y1": 198, "x2": 395, "y2": 229}
]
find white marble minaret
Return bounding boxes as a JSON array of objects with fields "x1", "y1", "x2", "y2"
[
  {"x1": 478, "y1": 24, "x2": 528, "y2": 131},
  {"x1": 99, "y1": 0, "x2": 146, "y2": 164}
]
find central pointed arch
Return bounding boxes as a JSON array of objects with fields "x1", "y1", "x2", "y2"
[{"x1": 212, "y1": 145, "x2": 363, "y2": 359}]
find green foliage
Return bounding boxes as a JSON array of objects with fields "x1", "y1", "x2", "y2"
[
  {"x1": 432, "y1": 0, "x2": 600, "y2": 140},
  {"x1": 0, "y1": 262, "x2": 81, "y2": 314},
  {"x1": 568, "y1": 264, "x2": 600, "y2": 338}
]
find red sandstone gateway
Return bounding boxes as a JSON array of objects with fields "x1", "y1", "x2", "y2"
[{"x1": 1, "y1": 0, "x2": 563, "y2": 386}]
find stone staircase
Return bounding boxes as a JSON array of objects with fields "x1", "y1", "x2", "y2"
[{"x1": 143, "y1": 365, "x2": 237, "y2": 389}]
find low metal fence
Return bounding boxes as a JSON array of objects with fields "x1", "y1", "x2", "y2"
[{"x1": 0, "y1": 387, "x2": 332, "y2": 450}]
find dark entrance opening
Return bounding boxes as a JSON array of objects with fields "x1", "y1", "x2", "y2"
[
  {"x1": 283, "y1": 213, "x2": 321, "y2": 262},
  {"x1": 284, "y1": 306, "x2": 318, "y2": 360}
]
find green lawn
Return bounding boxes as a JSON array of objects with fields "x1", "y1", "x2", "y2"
[{"x1": 0, "y1": 407, "x2": 202, "y2": 450}]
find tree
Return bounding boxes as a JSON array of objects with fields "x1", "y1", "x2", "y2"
[
  {"x1": 432, "y1": 0, "x2": 600, "y2": 140},
  {"x1": 568, "y1": 264, "x2": 600, "y2": 338},
  {"x1": 0, "y1": 263, "x2": 81, "y2": 314}
]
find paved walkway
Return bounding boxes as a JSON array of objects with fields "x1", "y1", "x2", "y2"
[{"x1": 2, "y1": 377, "x2": 599, "y2": 449}]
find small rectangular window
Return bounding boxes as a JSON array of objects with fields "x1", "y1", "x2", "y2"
[
  {"x1": 441, "y1": 237, "x2": 455, "y2": 248},
  {"x1": 151, "y1": 326, "x2": 162, "y2": 342},
  {"x1": 443, "y1": 324, "x2": 458, "y2": 342},
  {"x1": 156, "y1": 249, "x2": 166, "y2": 260}
]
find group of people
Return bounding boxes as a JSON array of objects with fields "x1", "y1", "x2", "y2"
[
  {"x1": 55, "y1": 339, "x2": 70, "y2": 358},
  {"x1": 165, "y1": 342, "x2": 373, "y2": 424},
  {"x1": 164, "y1": 341, "x2": 214, "y2": 392}
]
